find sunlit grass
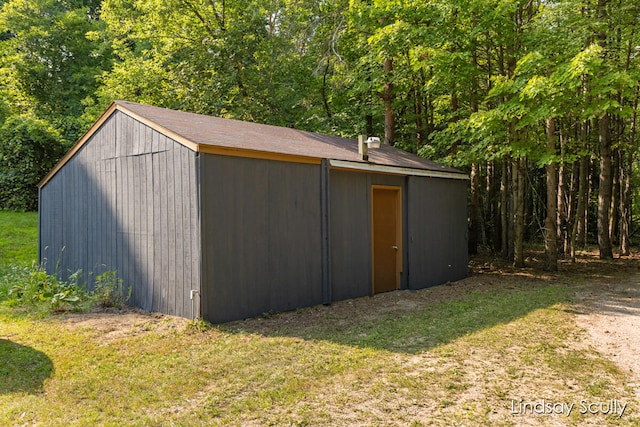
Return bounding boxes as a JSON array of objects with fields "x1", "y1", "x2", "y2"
[
  {"x1": 0, "y1": 210, "x2": 38, "y2": 269},
  {"x1": 0, "y1": 213, "x2": 638, "y2": 425},
  {"x1": 1, "y1": 280, "x2": 638, "y2": 426}
]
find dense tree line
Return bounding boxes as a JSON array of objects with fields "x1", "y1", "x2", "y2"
[{"x1": 1, "y1": 0, "x2": 638, "y2": 266}]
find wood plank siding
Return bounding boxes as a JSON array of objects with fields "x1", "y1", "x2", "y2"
[
  {"x1": 39, "y1": 101, "x2": 469, "y2": 323},
  {"x1": 200, "y1": 155, "x2": 324, "y2": 323},
  {"x1": 406, "y1": 176, "x2": 468, "y2": 288},
  {"x1": 329, "y1": 170, "x2": 406, "y2": 301},
  {"x1": 39, "y1": 111, "x2": 200, "y2": 318}
]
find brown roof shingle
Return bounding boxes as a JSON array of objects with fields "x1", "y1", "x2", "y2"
[
  {"x1": 40, "y1": 101, "x2": 467, "y2": 187},
  {"x1": 117, "y1": 100, "x2": 464, "y2": 174}
]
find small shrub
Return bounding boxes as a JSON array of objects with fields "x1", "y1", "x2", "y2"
[
  {"x1": 93, "y1": 271, "x2": 130, "y2": 308},
  {"x1": 1, "y1": 264, "x2": 87, "y2": 312}
]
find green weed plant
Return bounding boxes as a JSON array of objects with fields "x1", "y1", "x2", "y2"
[
  {"x1": 93, "y1": 270, "x2": 131, "y2": 309},
  {"x1": 2, "y1": 265, "x2": 87, "y2": 312}
]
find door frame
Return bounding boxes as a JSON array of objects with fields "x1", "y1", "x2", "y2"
[{"x1": 370, "y1": 185, "x2": 403, "y2": 294}]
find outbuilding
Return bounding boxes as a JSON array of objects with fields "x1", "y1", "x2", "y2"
[{"x1": 38, "y1": 101, "x2": 468, "y2": 323}]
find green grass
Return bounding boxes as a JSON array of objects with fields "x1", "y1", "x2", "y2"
[
  {"x1": 0, "y1": 210, "x2": 38, "y2": 268},
  {"x1": 1, "y1": 281, "x2": 638, "y2": 426},
  {"x1": 230, "y1": 284, "x2": 572, "y2": 354},
  {"x1": 0, "y1": 211, "x2": 638, "y2": 425},
  {"x1": 0, "y1": 212, "x2": 94, "y2": 312},
  {"x1": 0, "y1": 210, "x2": 39, "y2": 302}
]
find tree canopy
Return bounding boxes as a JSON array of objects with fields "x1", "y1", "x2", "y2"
[{"x1": 1, "y1": 0, "x2": 638, "y2": 264}]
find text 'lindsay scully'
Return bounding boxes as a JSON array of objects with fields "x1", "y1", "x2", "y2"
[{"x1": 510, "y1": 399, "x2": 627, "y2": 418}]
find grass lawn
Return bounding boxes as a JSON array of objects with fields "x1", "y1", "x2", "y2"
[
  {"x1": 1, "y1": 212, "x2": 639, "y2": 426},
  {"x1": 0, "y1": 210, "x2": 38, "y2": 269}
]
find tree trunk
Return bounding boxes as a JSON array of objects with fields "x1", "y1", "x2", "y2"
[
  {"x1": 556, "y1": 148, "x2": 566, "y2": 256},
  {"x1": 486, "y1": 160, "x2": 500, "y2": 253},
  {"x1": 321, "y1": 58, "x2": 332, "y2": 119},
  {"x1": 576, "y1": 73, "x2": 590, "y2": 248},
  {"x1": 597, "y1": 113, "x2": 614, "y2": 259},
  {"x1": 619, "y1": 149, "x2": 632, "y2": 255},
  {"x1": 556, "y1": 125, "x2": 573, "y2": 257},
  {"x1": 566, "y1": 159, "x2": 579, "y2": 262},
  {"x1": 513, "y1": 157, "x2": 525, "y2": 268},
  {"x1": 620, "y1": 86, "x2": 637, "y2": 254},
  {"x1": 609, "y1": 148, "x2": 619, "y2": 245},
  {"x1": 469, "y1": 163, "x2": 480, "y2": 255},
  {"x1": 414, "y1": 83, "x2": 424, "y2": 147},
  {"x1": 576, "y1": 120, "x2": 589, "y2": 248},
  {"x1": 544, "y1": 119, "x2": 558, "y2": 271},
  {"x1": 382, "y1": 57, "x2": 395, "y2": 146},
  {"x1": 365, "y1": 74, "x2": 374, "y2": 137},
  {"x1": 467, "y1": 73, "x2": 480, "y2": 254},
  {"x1": 561, "y1": 125, "x2": 576, "y2": 259},
  {"x1": 501, "y1": 156, "x2": 510, "y2": 260},
  {"x1": 365, "y1": 114, "x2": 373, "y2": 138}
]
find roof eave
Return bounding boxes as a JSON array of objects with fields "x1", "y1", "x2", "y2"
[{"x1": 329, "y1": 159, "x2": 470, "y2": 180}]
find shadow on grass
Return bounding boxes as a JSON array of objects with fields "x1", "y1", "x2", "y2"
[
  {"x1": 222, "y1": 280, "x2": 572, "y2": 354},
  {"x1": 0, "y1": 339, "x2": 53, "y2": 394}
]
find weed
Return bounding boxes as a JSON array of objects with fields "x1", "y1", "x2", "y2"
[
  {"x1": 186, "y1": 318, "x2": 213, "y2": 333},
  {"x1": 2, "y1": 264, "x2": 87, "y2": 312},
  {"x1": 92, "y1": 271, "x2": 130, "y2": 308}
]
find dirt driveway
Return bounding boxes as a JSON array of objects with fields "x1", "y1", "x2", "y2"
[
  {"x1": 573, "y1": 271, "x2": 640, "y2": 399},
  {"x1": 470, "y1": 250, "x2": 640, "y2": 396}
]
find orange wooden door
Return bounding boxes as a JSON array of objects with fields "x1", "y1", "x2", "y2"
[{"x1": 372, "y1": 186, "x2": 402, "y2": 293}]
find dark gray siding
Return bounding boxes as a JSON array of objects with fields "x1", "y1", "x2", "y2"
[
  {"x1": 407, "y1": 176, "x2": 468, "y2": 288},
  {"x1": 39, "y1": 111, "x2": 200, "y2": 318},
  {"x1": 328, "y1": 170, "x2": 406, "y2": 301},
  {"x1": 200, "y1": 155, "x2": 324, "y2": 323}
]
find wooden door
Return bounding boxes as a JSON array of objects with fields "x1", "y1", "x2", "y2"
[{"x1": 371, "y1": 186, "x2": 402, "y2": 293}]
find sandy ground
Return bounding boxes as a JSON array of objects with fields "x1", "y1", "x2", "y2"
[
  {"x1": 573, "y1": 274, "x2": 640, "y2": 399},
  {"x1": 58, "y1": 308, "x2": 189, "y2": 341}
]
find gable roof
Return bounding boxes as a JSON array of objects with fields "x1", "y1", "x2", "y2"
[{"x1": 39, "y1": 101, "x2": 467, "y2": 187}]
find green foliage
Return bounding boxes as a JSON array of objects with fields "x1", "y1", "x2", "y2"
[
  {"x1": 98, "y1": 0, "x2": 334, "y2": 129},
  {"x1": 0, "y1": 114, "x2": 65, "y2": 211},
  {"x1": 0, "y1": 212, "x2": 130, "y2": 314},
  {"x1": 185, "y1": 317, "x2": 213, "y2": 333},
  {"x1": 0, "y1": 0, "x2": 636, "y2": 160},
  {"x1": 92, "y1": 270, "x2": 130, "y2": 308},
  {"x1": 1, "y1": 265, "x2": 87, "y2": 312},
  {"x1": 0, "y1": 0, "x2": 113, "y2": 141},
  {"x1": 0, "y1": 0, "x2": 639, "y2": 258}
]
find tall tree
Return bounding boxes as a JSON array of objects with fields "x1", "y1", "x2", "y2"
[
  {"x1": 0, "y1": 0, "x2": 112, "y2": 142},
  {"x1": 544, "y1": 118, "x2": 558, "y2": 271}
]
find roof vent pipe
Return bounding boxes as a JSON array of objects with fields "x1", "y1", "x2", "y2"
[
  {"x1": 366, "y1": 136, "x2": 381, "y2": 149},
  {"x1": 358, "y1": 135, "x2": 369, "y2": 161}
]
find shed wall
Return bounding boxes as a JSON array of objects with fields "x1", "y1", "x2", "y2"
[
  {"x1": 200, "y1": 155, "x2": 324, "y2": 323},
  {"x1": 39, "y1": 111, "x2": 200, "y2": 318},
  {"x1": 328, "y1": 169, "x2": 406, "y2": 301},
  {"x1": 406, "y1": 176, "x2": 468, "y2": 288}
]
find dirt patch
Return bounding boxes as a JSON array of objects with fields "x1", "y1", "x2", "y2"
[
  {"x1": 486, "y1": 250, "x2": 640, "y2": 392},
  {"x1": 573, "y1": 274, "x2": 640, "y2": 398},
  {"x1": 59, "y1": 307, "x2": 189, "y2": 343}
]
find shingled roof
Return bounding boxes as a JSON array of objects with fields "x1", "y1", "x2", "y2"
[{"x1": 40, "y1": 100, "x2": 467, "y2": 187}]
